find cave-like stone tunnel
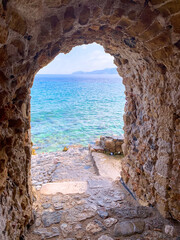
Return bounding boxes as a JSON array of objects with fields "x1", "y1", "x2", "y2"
[{"x1": 0, "y1": 0, "x2": 180, "y2": 239}]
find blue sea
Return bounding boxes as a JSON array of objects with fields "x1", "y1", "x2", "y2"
[{"x1": 31, "y1": 74, "x2": 125, "y2": 153}]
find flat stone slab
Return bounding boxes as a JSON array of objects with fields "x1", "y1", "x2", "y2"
[
  {"x1": 34, "y1": 227, "x2": 60, "y2": 238},
  {"x1": 40, "y1": 181, "x2": 88, "y2": 195},
  {"x1": 91, "y1": 152, "x2": 122, "y2": 181},
  {"x1": 42, "y1": 211, "x2": 61, "y2": 227}
]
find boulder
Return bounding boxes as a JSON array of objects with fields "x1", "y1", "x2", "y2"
[{"x1": 114, "y1": 220, "x2": 145, "y2": 237}]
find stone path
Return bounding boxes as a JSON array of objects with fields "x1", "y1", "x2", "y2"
[{"x1": 27, "y1": 147, "x2": 180, "y2": 240}]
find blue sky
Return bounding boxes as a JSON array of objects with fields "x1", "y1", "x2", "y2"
[{"x1": 38, "y1": 43, "x2": 116, "y2": 74}]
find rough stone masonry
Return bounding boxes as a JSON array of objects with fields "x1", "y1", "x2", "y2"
[{"x1": 0, "y1": 0, "x2": 180, "y2": 239}]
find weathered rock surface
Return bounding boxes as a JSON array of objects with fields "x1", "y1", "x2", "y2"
[
  {"x1": 90, "y1": 152, "x2": 123, "y2": 181},
  {"x1": 42, "y1": 211, "x2": 61, "y2": 227},
  {"x1": 34, "y1": 227, "x2": 60, "y2": 238},
  {"x1": 103, "y1": 218, "x2": 117, "y2": 228},
  {"x1": 86, "y1": 220, "x2": 104, "y2": 234},
  {"x1": 90, "y1": 136, "x2": 124, "y2": 155},
  {"x1": 0, "y1": 0, "x2": 180, "y2": 238},
  {"x1": 111, "y1": 206, "x2": 152, "y2": 219},
  {"x1": 26, "y1": 148, "x2": 179, "y2": 239}
]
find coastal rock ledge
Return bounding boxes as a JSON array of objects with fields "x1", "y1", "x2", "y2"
[
  {"x1": 90, "y1": 136, "x2": 124, "y2": 155},
  {"x1": 0, "y1": 0, "x2": 180, "y2": 239}
]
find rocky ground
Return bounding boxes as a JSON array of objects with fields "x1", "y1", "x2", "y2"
[{"x1": 27, "y1": 146, "x2": 179, "y2": 240}]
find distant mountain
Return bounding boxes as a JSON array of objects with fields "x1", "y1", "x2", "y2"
[{"x1": 72, "y1": 68, "x2": 118, "y2": 75}]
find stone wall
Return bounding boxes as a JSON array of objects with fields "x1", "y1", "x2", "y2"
[{"x1": 0, "y1": 0, "x2": 179, "y2": 238}]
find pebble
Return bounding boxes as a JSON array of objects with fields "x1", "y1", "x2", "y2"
[
  {"x1": 165, "y1": 225, "x2": 175, "y2": 237},
  {"x1": 65, "y1": 206, "x2": 96, "y2": 223},
  {"x1": 97, "y1": 200, "x2": 105, "y2": 207},
  {"x1": 86, "y1": 220, "x2": 103, "y2": 234},
  {"x1": 34, "y1": 228, "x2": 47, "y2": 235},
  {"x1": 36, "y1": 185, "x2": 41, "y2": 191},
  {"x1": 42, "y1": 203, "x2": 51, "y2": 209},
  {"x1": 97, "y1": 210, "x2": 109, "y2": 219},
  {"x1": 60, "y1": 223, "x2": 72, "y2": 237},
  {"x1": 104, "y1": 218, "x2": 117, "y2": 228},
  {"x1": 74, "y1": 223, "x2": 82, "y2": 230},
  {"x1": 53, "y1": 203, "x2": 63, "y2": 210},
  {"x1": 34, "y1": 227, "x2": 60, "y2": 238},
  {"x1": 73, "y1": 223, "x2": 85, "y2": 239}
]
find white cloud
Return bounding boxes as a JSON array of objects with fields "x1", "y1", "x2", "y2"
[
  {"x1": 38, "y1": 43, "x2": 116, "y2": 74},
  {"x1": 81, "y1": 45, "x2": 88, "y2": 50}
]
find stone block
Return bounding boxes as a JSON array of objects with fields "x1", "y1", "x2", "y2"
[
  {"x1": 0, "y1": 70, "x2": 8, "y2": 88},
  {"x1": 97, "y1": 210, "x2": 109, "y2": 219},
  {"x1": 155, "y1": 158, "x2": 169, "y2": 177},
  {"x1": 0, "y1": 24, "x2": 8, "y2": 44},
  {"x1": 121, "y1": 143, "x2": 127, "y2": 156},
  {"x1": 140, "y1": 6, "x2": 157, "y2": 28},
  {"x1": 152, "y1": 47, "x2": 170, "y2": 60},
  {"x1": 111, "y1": 206, "x2": 152, "y2": 219},
  {"x1": 9, "y1": 11, "x2": 27, "y2": 35},
  {"x1": 114, "y1": 220, "x2": 145, "y2": 237},
  {"x1": 104, "y1": 218, "x2": 117, "y2": 228},
  {"x1": 42, "y1": 211, "x2": 61, "y2": 227},
  {"x1": 115, "y1": 139, "x2": 124, "y2": 153},
  {"x1": 165, "y1": 225, "x2": 175, "y2": 237},
  {"x1": 109, "y1": 8, "x2": 125, "y2": 24},
  {"x1": 118, "y1": 17, "x2": 132, "y2": 29},
  {"x1": 158, "y1": 1, "x2": 180, "y2": 16},
  {"x1": 145, "y1": 32, "x2": 171, "y2": 51},
  {"x1": 63, "y1": 7, "x2": 75, "y2": 33},
  {"x1": 79, "y1": 6, "x2": 90, "y2": 25},
  {"x1": 34, "y1": 227, "x2": 60, "y2": 238},
  {"x1": 170, "y1": 13, "x2": 180, "y2": 33},
  {"x1": 156, "y1": 195, "x2": 169, "y2": 218},
  {"x1": 86, "y1": 220, "x2": 103, "y2": 234},
  {"x1": 139, "y1": 20, "x2": 163, "y2": 41},
  {"x1": 60, "y1": 223, "x2": 72, "y2": 237},
  {"x1": 11, "y1": 39, "x2": 25, "y2": 57},
  {"x1": 103, "y1": 0, "x2": 114, "y2": 15}
]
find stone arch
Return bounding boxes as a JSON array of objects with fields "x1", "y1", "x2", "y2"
[{"x1": 0, "y1": 0, "x2": 180, "y2": 238}]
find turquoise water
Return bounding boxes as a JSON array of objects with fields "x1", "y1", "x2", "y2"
[{"x1": 31, "y1": 74, "x2": 125, "y2": 153}]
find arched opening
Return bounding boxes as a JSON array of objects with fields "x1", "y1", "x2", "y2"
[
  {"x1": 28, "y1": 43, "x2": 129, "y2": 239},
  {"x1": 0, "y1": 0, "x2": 179, "y2": 239}
]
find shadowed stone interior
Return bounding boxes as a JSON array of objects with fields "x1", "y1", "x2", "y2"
[{"x1": 0, "y1": 0, "x2": 179, "y2": 238}]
